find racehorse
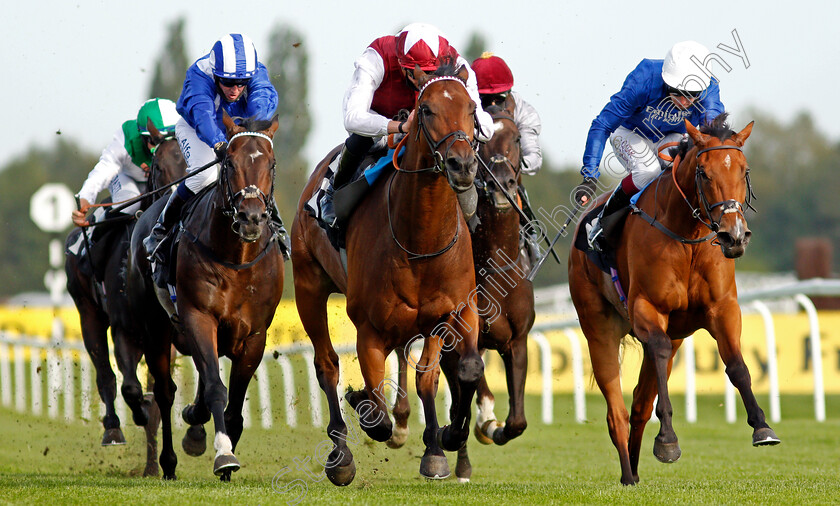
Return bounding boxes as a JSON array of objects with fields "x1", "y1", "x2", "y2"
[
  {"x1": 386, "y1": 97, "x2": 536, "y2": 482},
  {"x1": 291, "y1": 62, "x2": 485, "y2": 485},
  {"x1": 64, "y1": 120, "x2": 185, "y2": 476},
  {"x1": 127, "y1": 114, "x2": 284, "y2": 481},
  {"x1": 568, "y1": 115, "x2": 779, "y2": 485}
]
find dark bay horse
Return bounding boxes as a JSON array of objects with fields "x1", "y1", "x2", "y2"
[
  {"x1": 568, "y1": 115, "x2": 779, "y2": 485},
  {"x1": 64, "y1": 121, "x2": 185, "y2": 476},
  {"x1": 291, "y1": 63, "x2": 484, "y2": 485},
  {"x1": 387, "y1": 97, "x2": 536, "y2": 482},
  {"x1": 127, "y1": 115, "x2": 284, "y2": 481}
]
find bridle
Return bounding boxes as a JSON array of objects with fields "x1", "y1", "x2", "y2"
[
  {"x1": 147, "y1": 133, "x2": 177, "y2": 193},
  {"x1": 387, "y1": 75, "x2": 476, "y2": 260},
  {"x1": 218, "y1": 131, "x2": 276, "y2": 240},
  {"x1": 475, "y1": 109, "x2": 521, "y2": 206},
  {"x1": 673, "y1": 144, "x2": 755, "y2": 233}
]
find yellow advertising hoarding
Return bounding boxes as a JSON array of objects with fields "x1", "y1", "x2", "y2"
[{"x1": 2, "y1": 304, "x2": 838, "y2": 395}]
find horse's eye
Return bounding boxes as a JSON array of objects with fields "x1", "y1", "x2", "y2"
[
  {"x1": 419, "y1": 104, "x2": 432, "y2": 116},
  {"x1": 697, "y1": 168, "x2": 709, "y2": 180}
]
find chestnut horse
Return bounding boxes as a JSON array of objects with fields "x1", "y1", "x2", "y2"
[
  {"x1": 128, "y1": 115, "x2": 284, "y2": 481},
  {"x1": 291, "y1": 63, "x2": 484, "y2": 485},
  {"x1": 568, "y1": 115, "x2": 779, "y2": 485},
  {"x1": 64, "y1": 121, "x2": 185, "y2": 475},
  {"x1": 387, "y1": 97, "x2": 536, "y2": 482}
]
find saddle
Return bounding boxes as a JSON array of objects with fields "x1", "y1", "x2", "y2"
[
  {"x1": 573, "y1": 202, "x2": 632, "y2": 275},
  {"x1": 305, "y1": 140, "x2": 397, "y2": 250}
]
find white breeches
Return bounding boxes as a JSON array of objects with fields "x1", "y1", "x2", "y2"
[
  {"x1": 608, "y1": 126, "x2": 683, "y2": 191},
  {"x1": 175, "y1": 117, "x2": 219, "y2": 194}
]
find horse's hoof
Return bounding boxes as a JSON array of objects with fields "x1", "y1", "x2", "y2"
[
  {"x1": 182, "y1": 425, "x2": 207, "y2": 456},
  {"x1": 473, "y1": 420, "x2": 495, "y2": 445},
  {"x1": 101, "y1": 428, "x2": 126, "y2": 446},
  {"x1": 455, "y1": 454, "x2": 471, "y2": 482},
  {"x1": 385, "y1": 425, "x2": 409, "y2": 449},
  {"x1": 752, "y1": 427, "x2": 781, "y2": 446},
  {"x1": 420, "y1": 452, "x2": 451, "y2": 480},
  {"x1": 438, "y1": 425, "x2": 466, "y2": 452},
  {"x1": 213, "y1": 453, "x2": 240, "y2": 476},
  {"x1": 653, "y1": 438, "x2": 681, "y2": 463},
  {"x1": 143, "y1": 464, "x2": 159, "y2": 478},
  {"x1": 325, "y1": 460, "x2": 356, "y2": 486},
  {"x1": 163, "y1": 473, "x2": 177, "y2": 481}
]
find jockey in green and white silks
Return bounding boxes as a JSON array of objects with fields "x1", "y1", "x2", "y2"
[{"x1": 72, "y1": 98, "x2": 179, "y2": 227}]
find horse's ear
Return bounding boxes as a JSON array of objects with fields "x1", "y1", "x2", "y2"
[
  {"x1": 146, "y1": 118, "x2": 162, "y2": 143},
  {"x1": 456, "y1": 64, "x2": 469, "y2": 83},
  {"x1": 732, "y1": 121, "x2": 754, "y2": 146},
  {"x1": 222, "y1": 111, "x2": 241, "y2": 138},
  {"x1": 267, "y1": 115, "x2": 279, "y2": 138},
  {"x1": 408, "y1": 64, "x2": 425, "y2": 89},
  {"x1": 684, "y1": 119, "x2": 709, "y2": 145}
]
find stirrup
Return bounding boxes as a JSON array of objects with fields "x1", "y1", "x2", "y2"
[{"x1": 586, "y1": 218, "x2": 604, "y2": 252}]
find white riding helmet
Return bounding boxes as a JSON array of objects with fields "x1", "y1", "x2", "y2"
[{"x1": 661, "y1": 41, "x2": 712, "y2": 93}]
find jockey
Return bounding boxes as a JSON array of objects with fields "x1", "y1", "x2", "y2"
[
  {"x1": 471, "y1": 52, "x2": 542, "y2": 248},
  {"x1": 573, "y1": 40, "x2": 725, "y2": 252},
  {"x1": 319, "y1": 22, "x2": 495, "y2": 227},
  {"x1": 72, "y1": 98, "x2": 180, "y2": 228},
  {"x1": 143, "y1": 33, "x2": 288, "y2": 262}
]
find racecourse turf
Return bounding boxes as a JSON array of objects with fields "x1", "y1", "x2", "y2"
[{"x1": 0, "y1": 393, "x2": 838, "y2": 505}]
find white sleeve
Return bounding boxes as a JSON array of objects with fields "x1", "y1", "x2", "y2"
[
  {"x1": 459, "y1": 55, "x2": 494, "y2": 143},
  {"x1": 342, "y1": 47, "x2": 390, "y2": 137},
  {"x1": 78, "y1": 129, "x2": 132, "y2": 204},
  {"x1": 511, "y1": 91, "x2": 543, "y2": 175}
]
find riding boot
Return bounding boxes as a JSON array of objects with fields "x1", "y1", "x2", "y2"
[
  {"x1": 320, "y1": 145, "x2": 363, "y2": 227},
  {"x1": 143, "y1": 191, "x2": 186, "y2": 263},
  {"x1": 268, "y1": 199, "x2": 291, "y2": 260},
  {"x1": 587, "y1": 186, "x2": 632, "y2": 252}
]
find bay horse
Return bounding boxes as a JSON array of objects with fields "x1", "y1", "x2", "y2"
[
  {"x1": 387, "y1": 97, "x2": 536, "y2": 482},
  {"x1": 127, "y1": 114, "x2": 284, "y2": 481},
  {"x1": 568, "y1": 115, "x2": 779, "y2": 485},
  {"x1": 291, "y1": 62, "x2": 484, "y2": 485},
  {"x1": 64, "y1": 120, "x2": 185, "y2": 476}
]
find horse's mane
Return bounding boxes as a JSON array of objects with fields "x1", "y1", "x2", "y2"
[
  {"x1": 234, "y1": 116, "x2": 274, "y2": 133},
  {"x1": 432, "y1": 57, "x2": 463, "y2": 79},
  {"x1": 677, "y1": 112, "x2": 734, "y2": 157}
]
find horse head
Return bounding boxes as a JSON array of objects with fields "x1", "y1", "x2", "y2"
[
  {"x1": 478, "y1": 96, "x2": 521, "y2": 211},
  {"x1": 145, "y1": 118, "x2": 186, "y2": 193},
  {"x1": 684, "y1": 116, "x2": 755, "y2": 258},
  {"x1": 221, "y1": 113, "x2": 279, "y2": 243},
  {"x1": 408, "y1": 62, "x2": 478, "y2": 192}
]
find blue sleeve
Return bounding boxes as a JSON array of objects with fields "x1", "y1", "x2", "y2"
[
  {"x1": 243, "y1": 64, "x2": 278, "y2": 121},
  {"x1": 581, "y1": 64, "x2": 648, "y2": 178},
  {"x1": 176, "y1": 65, "x2": 227, "y2": 148},
  {"x1": 695, "y1": 79, "x2": 725, "y2": 126}
]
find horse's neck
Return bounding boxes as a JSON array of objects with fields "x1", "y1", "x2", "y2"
[
  {"x1": 649, "y1": 153, "x2": 703, "y2": 237},
  {"x1": 390, "y1": 149, "x2": 460, "y2": 240}
]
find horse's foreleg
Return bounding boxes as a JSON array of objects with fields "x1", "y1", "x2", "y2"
[
  {"x1": 386, "y1": 346, "x2": 411, "y2": 449},
  {"x1": 415, "y1": 335, "x2": 449, "y2": 479},
  {"x1": 78, "y1": 304, "x2": 123, "y2": 445},
  {"x1": 111, "y1": 328, "x2": 148, "y2": 426},
  {"x1": 184, "y1": 314, "x2": 237, "y2": 478},
  {"x1": 348, "y1": 325, "x2": 393, "y2": 443},
  {"x1": 710, "y1": 312, "x2": 780, "y2": 446},
  {"x1": 440, "y1": 313, "x2": 483, "y2": 453},
  {"x1": 181, "y1": 378, "x2": 209, "y2": 457},
  {"x1": 472, "y1": 367, "x2": 496, "y2": 445},
  {"x1": 145, "y1": 337, "x2": 177, "y2": 480},
  {"x1": 629, "y1": 338, "x2": 681, "y2": 480},
  {"x1": 496, "y1": 335, "x2": 529, "y2": 445},
  {"x1": 441, "y1": 349, "x2": 471, "y2": 482}
]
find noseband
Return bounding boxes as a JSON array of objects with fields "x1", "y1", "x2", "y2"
[
  {"x1": 476, "y1": 111, "x2": 520, "y2": 206},
  {"x1": 219, "y1": 131, "x2": 276, "y2": 238}
]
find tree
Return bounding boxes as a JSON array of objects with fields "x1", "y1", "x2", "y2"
[
  {"x1": 148, "y1": 17, "x2": 189, "y2": 102},
  {"x1": 264, "y1": 23, "x2": 312, "y2": 223},
  {"x1": 462, "y1": 31, "x2": 488, "y2": 65}
]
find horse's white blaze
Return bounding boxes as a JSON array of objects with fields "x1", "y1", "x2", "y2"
[
  {"x1": 493, "y1": 121, "x2": 505, "y2": 132},
  {"x1": 724, "y1": 154, "x2": 731, "y2": 169},
  {"x1": 249, "y1": 150, "x2": 264, "y2": 162},
  {"x1": 214, "y1": 432, "x2": 234, "y2": 456},
  {"x1": 443, "y1": 90, "x2": 453, "y2": 101},
  {"x1": 732, "y1": 217, "x2": 746, "y2": 237}
]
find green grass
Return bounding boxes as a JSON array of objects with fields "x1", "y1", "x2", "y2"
[{"x1": 1, "y1": 394, "x2": 839, "y2": 505}]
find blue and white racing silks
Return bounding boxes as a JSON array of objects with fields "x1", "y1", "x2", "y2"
[
  {"x1": 175, "y1": 54, "x2": 278, "y2": 149},
  {"x1": 581, "y1": 59, "x2": 724, "y2": 178}
]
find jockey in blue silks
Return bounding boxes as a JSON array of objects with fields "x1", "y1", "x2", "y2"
[
  {"x1": 573, "y1": 40, "x2": 725, "y2": 252},
  {"x1": 144, "y1": 33, "x2": 288, "y2": 261}
]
